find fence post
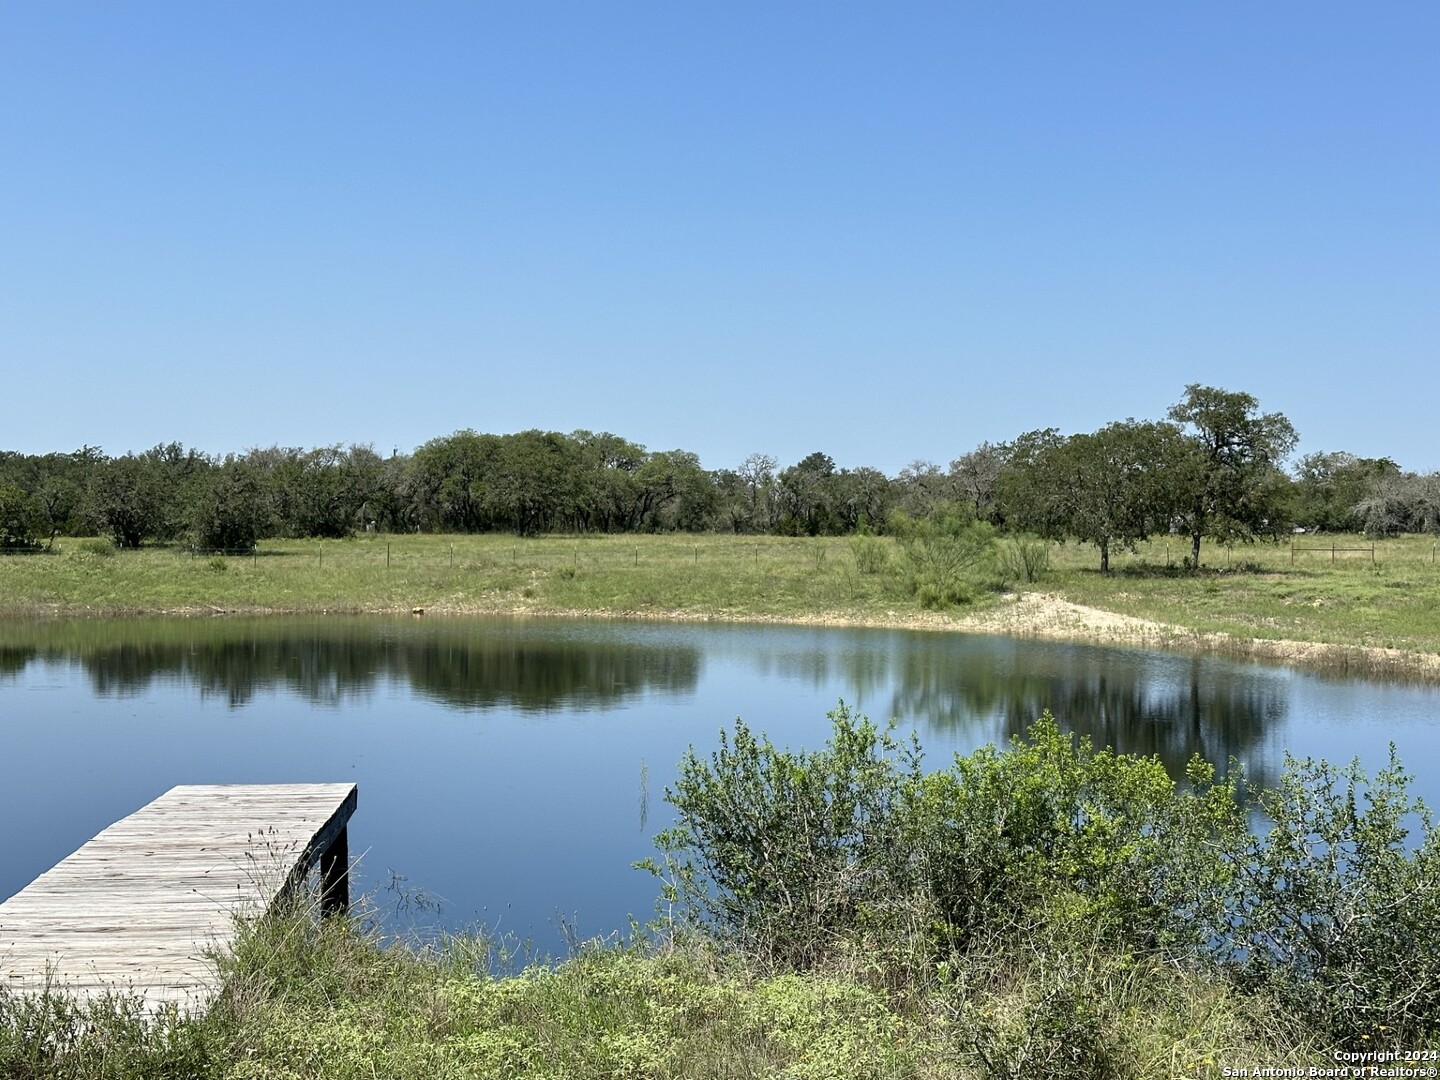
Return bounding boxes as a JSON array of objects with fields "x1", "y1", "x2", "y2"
[
  {"x1": 387, "y1": 543, "x2": 391, "y2": 569},
  {"x1": 1332, "y1": 541, "x2": 1336, "y2": 565}
]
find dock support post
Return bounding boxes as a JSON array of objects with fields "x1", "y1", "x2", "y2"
[{"x1": 320, "y1": 826, "x2": 350, "y2": 915}]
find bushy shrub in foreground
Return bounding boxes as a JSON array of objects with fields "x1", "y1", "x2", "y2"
[{"x1": 647, "y1": 704, "x2": 1440, "y2": 1048}]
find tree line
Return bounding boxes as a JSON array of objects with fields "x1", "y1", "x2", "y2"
[{"x1": 1, "y1": 385, "x2": 1436, "y2": 565}]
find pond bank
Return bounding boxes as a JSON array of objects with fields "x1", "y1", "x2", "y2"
[{"x1": 82, "y1": 588, "x2": 1440, "y2": 684}]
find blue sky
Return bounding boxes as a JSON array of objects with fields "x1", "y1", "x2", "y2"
[{"x1": 3, "y1": 2, "x2": 1436, "y2": 473}]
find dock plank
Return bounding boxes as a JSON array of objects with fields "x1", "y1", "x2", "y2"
[{"x1": 0, "y1": 783, "x2": 356, "y2": 1012}]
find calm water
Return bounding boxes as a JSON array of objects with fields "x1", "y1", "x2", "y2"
[{"x1": 2, "y1": 616, "x2": 1438, "y2": 956}]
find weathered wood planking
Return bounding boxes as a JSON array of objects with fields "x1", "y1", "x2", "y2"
[{"x1": 0, "y1": 783, "x2": 356, "y2": 1011}]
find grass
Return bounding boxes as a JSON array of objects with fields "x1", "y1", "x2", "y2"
[
  {"x1": 0, "y1": 534, "x2": 920, "y2": 622},
  {"x1": 1, "y1": 531, "x2": 1438, "y2": 663},
  {"x1": 1043, "y1": 532, "x2": 1440, "y2": 655},
  {"x1": 0, "y1": 897, "x2": 1323, "y2": 1080}
]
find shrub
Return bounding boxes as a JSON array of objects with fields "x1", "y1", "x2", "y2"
[
  {"x1": 644, "y1": 704, "x2": 923, "y2": 970},
  {"x1": 887, "y1": 505, "x2": 996, "y2": 608},
  {"x1": 906, "y1": 717, "x2": 1242, "y2": 957},
  {"x1": 999, "y1": 532, "x2": 1050, "y2": 584},
  {"x1": 649, "y1": 708, "x2": 1440, "y2": 1048},
  {"x1": 1217, "y1": 750, "x2": 1440, "y2": 1047},
  {"x1": 647, "y1": 707, "x2": 1243, "y2": 972},
  {"x1": 73, "y1": 537, "x2": 116, "y2": 557},
  {"x1": 848, "y1": 534, "x2": 889, "y2": 574}
]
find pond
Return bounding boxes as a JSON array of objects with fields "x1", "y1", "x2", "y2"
[{"x1": 2, "y1": 616, "x2": 1437, "y2": 958}]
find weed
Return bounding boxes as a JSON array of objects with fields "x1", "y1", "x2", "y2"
[
  {"x1": 999, "y1": 533, "x2": 1050, "y2": 584},
  {"x1": 848, "y1": 533, "x2": 890, "y2": 574}
]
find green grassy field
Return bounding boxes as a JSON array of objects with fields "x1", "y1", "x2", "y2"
[
  {"x1": 2, "y1": 531, "x2": 1438, "y2": 656},
  {"x1": 1043, "y1": 532, "x2": 1440, "y2": 654},
  {"x1": 0, "y1": 533, "x2": 916, "y2": 621}
]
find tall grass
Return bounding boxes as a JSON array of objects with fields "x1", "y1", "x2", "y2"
[{"x1": 0, "y1": 900, "x2": 1321, "y2": 1080}]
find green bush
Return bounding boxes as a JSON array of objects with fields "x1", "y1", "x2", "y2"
[
  {"x1": 644, "y1": 704, "x2": 924, "y2": 970},
  {"x1": 1219, "y1": 750, "x2": 1440, "y2": 1047},
  {"x1": 647, "y1": 707, "x2": 1242, "y2": 971},
  {"x1": 887, "y1": 505, "x2": 996, "y2": 607},
  {"x1": 906, "y1": 718, "x2": 1242, "y2": 957},
  {"x1": 999, "y1": 532, "x2": 1050, "y2": 584},
  {"x1": 847, "y1": 533, "x2": 889, "y2": 574},
  {"x1": 649, "y1": 706, "x2": 1440, "y2": 1049}
]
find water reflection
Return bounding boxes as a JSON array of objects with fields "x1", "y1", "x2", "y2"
[
  {"x1": 0, "y1": 618, "x2": 702, "y2": 712},
  {"x1": 1, "y1": 620, "x2": 1292, "y2": 782},
  {"x1": 896, "y1": 643, "x2": 1284, "y2": 783},
  {"x1": 4, "y1": 616, "x2": 1438, "y2": 949},
  {"x1": 0, "y1": 646, "x2": 32, "y2": 677},
  {"x1": 748, "y1": 632, "x2": 1288, "y2": 786}
]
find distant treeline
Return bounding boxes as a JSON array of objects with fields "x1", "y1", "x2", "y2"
[{"x1": 2, "y1": 385, "x2": 1437, "y2": 564}]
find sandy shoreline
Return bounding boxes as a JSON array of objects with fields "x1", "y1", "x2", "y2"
[{"x1": 461, "y1": 591, "x2": 1440, "y2": 681}]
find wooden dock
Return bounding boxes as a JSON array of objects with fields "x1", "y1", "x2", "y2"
[{"x1": 0, "y1": 783, "x2": 357, "y2": 1011}]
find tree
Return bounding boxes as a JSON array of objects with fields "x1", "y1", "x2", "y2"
[
  {"x1": 490, "y1": 430, "x2": 583, "y2": 535},
  {"x1": 87, "y1": 455, "x2": 169, "y2": 548},
  {"x1": 139, "y1": 442, "x2": 213, "y2": 541},
  {"x1": 1292, "y1": 452, "x2": 1399, "y2": 533},
  {"x1": 994, "y1": 428, "x2": 1068, "y2": 539},
  {"x1": 1057, "y1": 421, "x2": 1189, "y2": 572},
  {"x1": 407, "y1": 431, "x2": 501, "y2": 532},
  {"x1": 1167, "y1": 385, "x2": 1298, "y2": 567},
  {"x1": 634, "y1": 450, "x2": 715, "y2": 531},
  {"x1": 571, "y1": 431, "x2": 646, "y2": 532},
  {"x1": 825, "y1": 466, "x2": 892, "y2": 533},
  {"x1": 777, "y1": 452, "x2": 837, "y2": 535},
  {"x1": 894, "y1": 459, "x2": 952, "y2": 519},
  {"x1": 0, "y1": 483, "x2": 44, "y2": 549},
  {"x1": 996, "y1": 423, "x2": 1186, "y2": 572},
  {"x1": 949, "y1": 442, "x2": 1006, "y2": 524},
  {"x1": 1354, "y1": 471, "x2": 1440, "y2": 537},
  {"x1": 733, "y1": 453, "x2": 778, "y2": 533},
  {"x1": 191, "y1": 460, "x2": 270, "y2": 552}
]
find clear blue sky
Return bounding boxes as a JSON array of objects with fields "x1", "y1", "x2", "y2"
[{"x1": 3, "y1": 2, "x2": 1436, "y2": 474}]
